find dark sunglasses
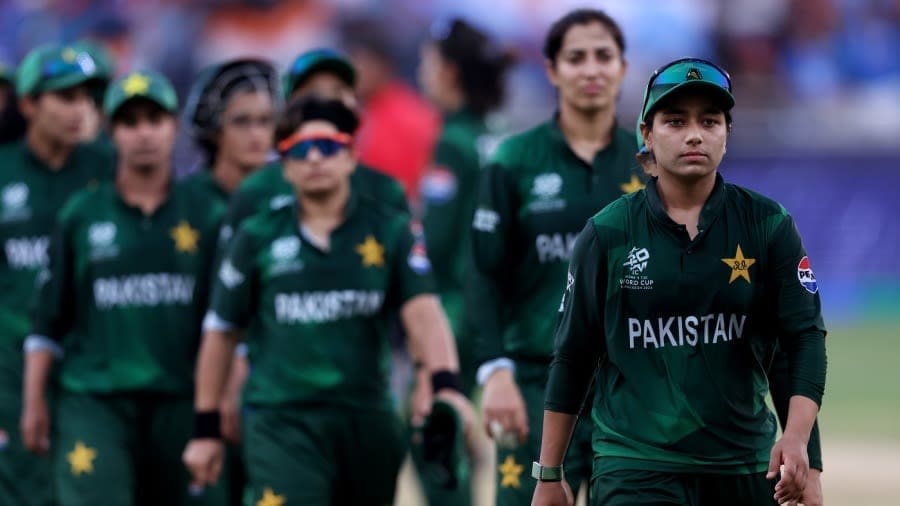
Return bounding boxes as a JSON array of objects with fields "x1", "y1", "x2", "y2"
[
  {"x1": 278, "y1": 132, "x2": 352, "y2": 160},
  {"x1": 639, "y1": 58, "x2": 732, "y2": 121}
]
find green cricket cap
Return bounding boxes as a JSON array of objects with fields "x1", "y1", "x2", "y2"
[
  {"x1": 16, "y1": 44, "x2": 105, "y2": 96},
  {"x1": 283, "y1": 48, "x2": 356, "y2": 99},
  {"x1": 103, "y1": 70, "x2": 178, "y2": 117},
  {"x1": 639, "y1": 57, "x2": 735, "y2": 125}
]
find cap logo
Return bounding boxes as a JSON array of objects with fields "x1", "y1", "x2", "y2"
[
  {"x1": 686, "y1": 68, "x2": 703, "y2": 81},
  {"x1": 62, "y1": 48, "x2": 77, "y2": 63},
  {"x1": 123, "y1": 73, "x2": 150, "y2": 96}
]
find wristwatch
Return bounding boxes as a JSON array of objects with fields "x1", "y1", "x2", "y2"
[{"x1": 531, "y1": 462, "x2": 563, "y2": 482}]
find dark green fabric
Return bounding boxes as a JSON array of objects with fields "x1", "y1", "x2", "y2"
[
  {"x1": 768, "y1": 343, "x2": 823, "y2": 470},
  {"x1": 53, "y1": 392, "x2": 226, "y2": 506},
  {"x1": 409, "y1": 400, "x2": 471, "y2": 506},
  {"x1": 495, "y1": 361, "x2": 592, "y2": 506},
  {"x1": 208, "y1": 193, "x2": 433, "y2": 407},
  {"x1": 0, "y1": 140, "x2": 113, "y2": 505},
  {"x1": 590, "y1": 469, "x2": 777, "y2": 506},
  {"x1": 180, "y1": 170, "x2": 230, "y2": 206},
  {"x1": 547, "y1": 174, "x2": 827, "y2": 474},
  {"x1": 31, "y1": 180, "x2": 223, "y2": 394},
  {"x1": 243, "y1": 404, "x2": 406, "y2": 506},
  {"x1": 468, "y1": 120, "x2": 643, "y2": 364}
]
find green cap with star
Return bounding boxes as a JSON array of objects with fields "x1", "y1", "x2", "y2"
[
  {"x1": 103, "y1": 70, "x2": 178, "y2": 117},
  {"x1": 639, "y1": 57, "x2": 735, "y2": 124},
  {"x1": 16, "y1": 44, "x2": 105, "y2": 96}
]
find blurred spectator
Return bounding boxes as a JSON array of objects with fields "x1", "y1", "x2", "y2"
[{"x1": 340, "y1": 15, "x2": 440, "y2": 200}]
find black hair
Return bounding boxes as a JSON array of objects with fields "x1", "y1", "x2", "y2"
[
  {"x1": 433, "y1": 18, "x2": 516, "y2": 117},
  {"x1": 110, "y1": 97, "x2": 172, "y2": 127},
  {"x1": 0, "y1": 87, "x2": 27, "y2": 143},
  {"x1": 543, "y1": 8, "x2": 626, "y2": 65},
  {"x1": 275, "y1": 97, "x2": 359, "y2": 144}
]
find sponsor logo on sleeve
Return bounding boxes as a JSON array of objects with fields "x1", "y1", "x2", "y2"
[
  {"x1": 473, "y1": 208, "x2": 500, "y2": 233},
  {"x1": 797, "y1": 256, "x2": 818, "y2": 293},
  {"x1": 420, "y1": 166, "x2": 457, "y2": 205}
]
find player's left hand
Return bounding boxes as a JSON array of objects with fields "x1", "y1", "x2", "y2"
[
  {"x1": 783, "y1": 468, "x2": 822, "y2": 506},
  {"x1": 183, "y1": 438, "x2": 225, "y2": 488},
  {"x1": 435, "y1": 389, "x2": 476, "y2": 440},
  {"x1": 767, "y1": 432, "x2": 809, "y2": 503}
]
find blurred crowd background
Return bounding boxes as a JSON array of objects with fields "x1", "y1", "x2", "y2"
[{"x1": 1, "y1": 0, "x2": 898, "y2": 323}]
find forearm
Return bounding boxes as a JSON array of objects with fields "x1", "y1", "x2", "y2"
[
  {"x1": 403, "y1": 295, "x2": 459, "y2": 372},
  {"x1": 538, "y1": 411, "x2": 578, "y2": 467},
  {"x1": 784, "y1": 396, "x2": 819, "y2": 443},
  {"x1": 195, "y1": 330, "x2": 239, "y2": 411},
  {"x1": 23, "y1": 350, "x2": 54, "y2": 403},
  {"x1": 222, "y1": 352, "x2": 249, "y2": 402}
]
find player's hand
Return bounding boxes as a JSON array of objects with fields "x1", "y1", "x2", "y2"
[
  {"x1": 435, "y1": 388, "x2": 476, "y2": 439},
  {"x1": 767, "y1": 433, "x2": 809, "y2": 504},
  {"x1": 20, "y1": 394, "x2": 50, "y2": 454},
  {"x1": 481, "y1": 368, "x2": 528, "y2": 446},
  {"x1": 410, "y1": 368, "x2": 433, "y2": 427},
  {"x1": 183, "y1": 438, "x2": 225, "y2": 488},
  {"x1": 784, "y1": 468, "x2": 823, "y2": 506},
  {"x1": 532, "y1": 479, "x2": 573, "y2": 506}
]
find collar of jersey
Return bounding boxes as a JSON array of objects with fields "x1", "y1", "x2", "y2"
[
  {"x1": 644, "y1": 172, "x2": 727, "y2": 232},
  {"x1": 289, "y1": 185, "x2": 361, "y2": 246},
  {"x1": 546, "y1": 113, "x2": 622, "y2": 169},
  {"x1": 22, "y1": 138, "x2": 85, "y2": 173}
]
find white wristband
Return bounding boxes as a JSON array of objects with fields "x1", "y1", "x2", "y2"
[
  {"x1": 476, "y1": 357, "x2": 515, "y2": 386},
  {"x1": 23, "y1": 335, "x2": 64, "y2": 359}
]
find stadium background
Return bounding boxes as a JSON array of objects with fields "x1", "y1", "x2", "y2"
[{"x1": 2, "y1": 0, "x2": 898, "y2": 504}]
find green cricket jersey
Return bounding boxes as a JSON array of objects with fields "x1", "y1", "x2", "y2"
[
  {"x1": 419, "y1": 109, "x2": 489, "y2": 336},
  {"x1": 30, "y1": 180, "x2": 224, "y2": 395},
  {"x1": 220, "y1": 161, "x2": 408, "y2": 243},
  {"x1": 180, "y1": 170, "x2": 229, "y2": 206},
  {"x1": 547, "y1": 174, "x2": 827, "y2": 474},
  {"x1": 205, "y1": 192, "x2": 434, "y2": 408},
  {"x1": 0, "y1": 140, "x2": 114, "y2": 396},
  {"x1": 470, "y1": 119, "x2": 644, "y2": 364}
]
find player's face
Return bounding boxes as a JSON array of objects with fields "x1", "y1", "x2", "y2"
[
  {"x1": 417, "y1": 43, "x2": 451, "y2": 107},
  {"x1": 218, "y1": 90, "x2": 275, "y2": 171},
  {"x1": 290, "y1": 73, "x2": 358, "y2": 110},
  {"x1": 111, "y1": 101, "x2": 177, "y2": 172},
  {"x1": 21, "y1": 85, "x2": 93, "y2": 147},
  {"x1": 642, "y1": 91, "x2": 727, "y2": 182},
  {"x1": 546, "y1": 22, "x2": 627, "y2": 115},
  {"x1": 281, "y1": 120, "x2": 355, "y2": 199}
]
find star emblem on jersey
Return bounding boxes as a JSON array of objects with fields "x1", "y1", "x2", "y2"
[
  {"x1": 498, "y1": 455, "x2": 523, "y2": 488},
  {"x1": 721, "y1": 245, "x2": 756, "y2": 284},
  {"x1": 256, "y1": 487, "x2": 286, "y2": 506},
  {"x1": 620, "y1": 175, "x2": 645, "y2": 194},
  {"x1": 356, "y1": 235, "x2": 384, "y2": 267},
  {"x1": 67, "y1": 441, "x2": 97, "y2": 476},
  {"x1": 123, "y1": 73, "x2": 151, "y2": 96},
  {"x1": 170, "y1": 221, "x2": 199, "y2": 253}
]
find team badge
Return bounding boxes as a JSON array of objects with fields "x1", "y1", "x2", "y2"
[
  {"x1": 67, "y1": 441, "x2": 97, "y2": 476},
  {"x1": 356, "y1": 235, "x2": 385, "y2": 267},
  {"x1": 498, "y1": 455, "x2": 523, "y2": 489},
  {"x1": 797, "y1": 256, "x2": 818, "y2": 293},
  {"x1": 721, "y1": 245, "x2": 756, "y2": 284},
  {"x1": 420, "y1": 166, "x2": 457, "y2": 204},
  {"x1": 170, "y1": 221, "x2": 199, "y2": 254},
  {"x1": 620, "y1": 175, "x2": 645, "y2": 194}
]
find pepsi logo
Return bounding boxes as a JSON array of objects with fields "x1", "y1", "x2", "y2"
[{"x1": 797, "y1": 256, "x2": 818, "y2": 294}]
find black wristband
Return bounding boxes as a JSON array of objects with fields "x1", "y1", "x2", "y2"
[
  {"x1": 193, "y1": 411, "x2": 222, "y2": 439},
  {"x1": 431, "y1": 370, "x2": 464, "y2": 395}
]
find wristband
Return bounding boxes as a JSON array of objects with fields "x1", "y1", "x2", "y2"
[
  {"x1": 431, "y1": 370, "x2": 464, "y2": 395},
  {"x1": 531, "y1": 462, "x2": 563, "y2": 482},
  {"x1": 193, "y1": 411, "x2": 222, "y2": 439}
]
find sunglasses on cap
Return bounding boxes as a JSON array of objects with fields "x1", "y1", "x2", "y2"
[
  {"x1": 42, "y1": 51, "x2": 97, "y2": 80},
  {"x1": 278, "y1": 132, "x2": 352, "y2": 160},
  {"x1": 639, "y1": 57, "x2": 732, "y2": 122}
]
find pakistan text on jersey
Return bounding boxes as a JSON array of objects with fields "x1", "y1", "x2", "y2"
[
  {"x1": 628, "y1": 313, "x2": 747, "y2": 350},
  {"x1": 93, "y1": 274, "x2": 195, "y2": 309},
  {"x1": 4, "y1": 236, "x2": 49, "y2": 269},
  {"x1": 536, "y1": 233, "x2": 577, "y2": 263},
  {"x1": 274, "y1": 290, "x2": 384, "y2": 324}
]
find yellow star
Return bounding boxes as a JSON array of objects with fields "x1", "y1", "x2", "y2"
[
  {"x1": 498, "y1": 455, "x2": 523, "y2": 489},
  {"x1": 356, "y1": 235, "x2": 384, "y2": 267},
  {"x1": 620, "y1": 175, "x2": 645, "y2": 194},
  {"x1": 170, "y1": 221, "x2": 199, "y2": 254},
  {"x1": 62, "y1": 48, "x2": 77, "y2": 63},
  {"x1": 122, "y1": 73, "x2": 151, "y2": 97},
  {"x1": 256, "y1": 487, "x2": 286, "y2": 506},
  {"x1": 67, "y1": 441, "x2": 97, "y2": 476},
  {"x1": 721, "y1": 244, "x2": 756, "y2": 284}
]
